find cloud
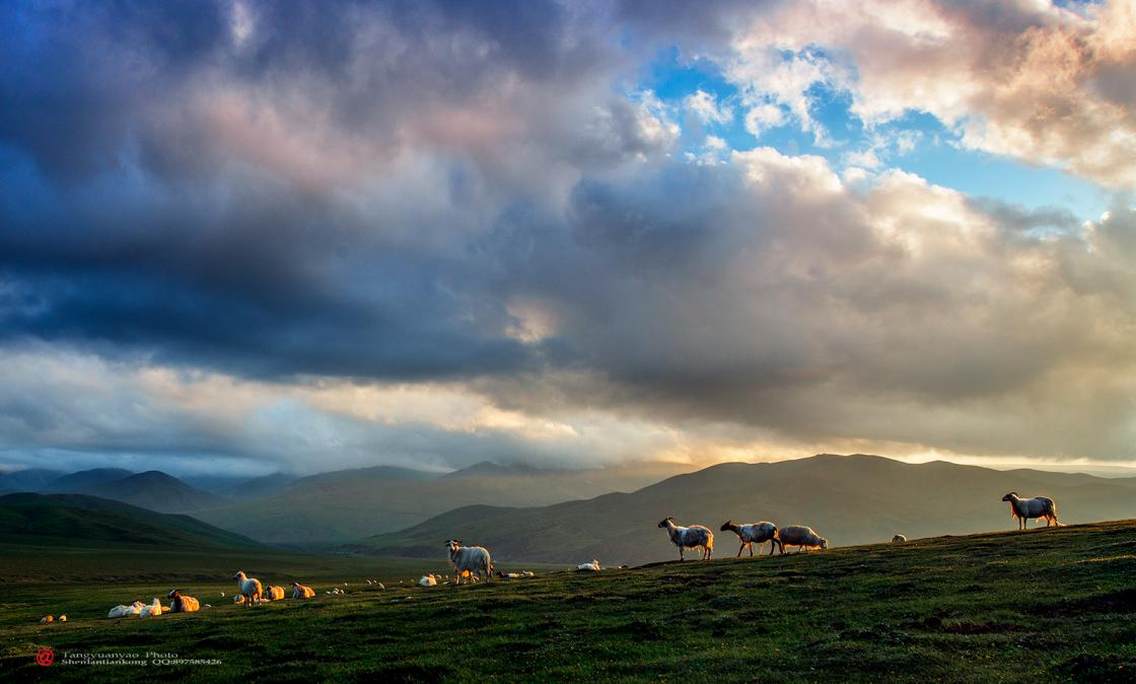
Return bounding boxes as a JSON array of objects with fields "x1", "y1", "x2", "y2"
[{"x1": 1, "y1": 0, "x2": 1135, "y2": 474}]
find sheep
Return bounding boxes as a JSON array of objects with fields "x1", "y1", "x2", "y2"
[
  {"x1": 39, "y1": 615, "x2": 53, "y2": 624},
  {"x1": 1002, "y1": 492, "x2": 1060, "y2": 529},
  {"x1": 108, "y1": 601, "x2": 144, "y2": 618},
  {"x1": 719, "y1": 520, "x2": 782, "y2": 557},
  {"x1": 577, "y1": 559, "x2": 601, "y2": 572},
  {"x1": 657, "y1": 517, "x2": 714, "y2": 561},
  {"x1": 892, "y1": 534, "x2": 907, "y2": 543},
  {"x1": 58, "y1": 615, "x2": 67, "y2": 622},
  {"x1": 265, "y1": 585, "x2": 286, "y2": 601},
  {"x1": 232, "y1": 571, "x2": 263, "y2": 607},
  {"x1": 291, "y1": 582, "x2": 316, "y2": 599},
  {"x1": 419, "y1": 574, "x2": 438, "y2": 587},
  {"x1": 139, "y1": 597, "x2": 163, "y2": 618},
  {"x1": 233, "y1": 594, "x2": 247, "y2": 605},
  {"x1": 167, "y1": 589, "x2": 200, "y2": 613},
  {"x1": 446, "y1": 539, "x2": 493, "y2": 584},
  {"x1": 777, "y1": 525, "x2": 828, "y2": 553}
]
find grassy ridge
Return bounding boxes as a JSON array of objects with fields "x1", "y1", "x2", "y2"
[{"x1": 2, "y1": 521, "x2": 1135, "y2": 681}]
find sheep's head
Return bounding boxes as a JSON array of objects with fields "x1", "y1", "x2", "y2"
[
  {"x1": 232, "y1": 571, "x2": 246, "y2": 580},
  {"x1": 819, "y1": 538, "x2": 829, "y2": 550},
  {"x1": 1001, "y1": 492, "x2": 1018, "y2": 502},
  {"x1": 719, "y1": 520, "x2": 734, "y2": 532},
  {"x1": 167, "y1": 589, "x2": 180, "y2": 599},
  {"x1": 657, "y1": 517, "x2": 674, "y2": 528},
  {"x1": 445, "y1": 539, "x2": 461, "y2": 551}
]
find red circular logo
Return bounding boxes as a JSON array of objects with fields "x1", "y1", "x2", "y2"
[{"x1": 36, "y1": 647, "x2": 55, "y2": 667}]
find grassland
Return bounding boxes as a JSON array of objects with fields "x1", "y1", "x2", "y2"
[{"x1": 2, "y1": 521, "x2": 1135, "y2": 682}]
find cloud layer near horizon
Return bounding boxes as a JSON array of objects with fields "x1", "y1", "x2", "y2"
[{"x1": 1, "y1": 1, "x2": 1134, "y2": 474}]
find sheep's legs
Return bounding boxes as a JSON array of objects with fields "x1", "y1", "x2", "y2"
[
  {"x1": 736, "y1": 544, "x2": 744, "y2": 558},
  {"x1": 748, "y1": 543, "x2": 754, "y2": 557}
]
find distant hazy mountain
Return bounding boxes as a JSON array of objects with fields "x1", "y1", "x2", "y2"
[
  {"x1": 45, "y1": 468, "x2": 135, "y2": 492},
  {"x1": 356, "y1": 454, "x2": 1136, "y2": 565},
  {"x1": 0, "y1": 468, "x2": 66, "y2": 493},
  {"x1": 182, "y1": 472, "x2": 300, "y2": 499},
  {"x1": 80, "y1": 471, "x2": 227, "y2": 513},
  {"x1": 0, "y1": 492, "x2": 261, "y2": 549},
  {"x1": 194, "y1": 461, "x2": 694, "y2": 545}
]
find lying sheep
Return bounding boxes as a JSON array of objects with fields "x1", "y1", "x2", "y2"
[
  {"x1": 108, "y1": 601, "x2": 145, "y2": 618},
  {"x1": 892, "y1": 534, "x2": 907, "y2": 543},
  {"x1": 447, "y1": 539, "x2": 493, "y2": 584},
  {"x1": 720, "y1": 520, "x2": 782, "y2": 557},
  {"x1": 59, "y1": 615, "x2": 67, "y2": 622},
  {"x1": 419, "y1": 574, "x2": 438, "y2": 587},
  {"x1": 658, "y1": 517, "x2": 714, "y2": 561},
  {"x1": 39, "y1": 615, "x2": 53, "y2": 624},
  {"x1": 265, "y1": 585, "x2": 286, "y2": 601},
  {"x1": 167, "y1": 589, "x2": 200, "y2": 613},
  {"x1": 577, "y1": 559, "x2": 601, "y2": 572},
  {"x1": 139, "y1": 597, "x2": 163, "y2": 618},
  {"x1": 778, "y1": 525, "x2": 828, "y2": 553},
  {"x1": 291, "y1": 582, "x2": 316, "y2": 599}
]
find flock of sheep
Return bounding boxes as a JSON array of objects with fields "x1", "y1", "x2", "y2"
[{"x1": 37, "y1": 491, "x2": 1061, "y2": 625}]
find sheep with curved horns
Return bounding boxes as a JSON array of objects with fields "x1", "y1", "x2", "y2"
[
  {"x1": 232, "y1": 571, "x2": 263, "y2": 607},
  {"x1": 1002, "y1": 492, "x2": 1059, "y2": 529},
  {"x1": 446, "y1": 539, "x2": 493, "y2": 584},
  {"x1": 167, "y1": 589, "x2": 200, "y2": 613},
  {"x1": 658, "y1": 517, "x2": 714, "y2": 561},
  {"x1": 778, "y1": 525, "x2": 828, "y2": 553},
  {"x1": 720, "y1": 520, "x2": 781, "y2": 557},
  {"x1": 892, "y1": 534, "x2": 907, "y2": 543}
]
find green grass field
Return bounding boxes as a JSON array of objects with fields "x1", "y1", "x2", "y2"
[{"x1": 2, "y1": 521, "x2": 1135, "y2": 682}]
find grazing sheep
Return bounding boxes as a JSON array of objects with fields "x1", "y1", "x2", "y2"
[
  {"x1": 39, "y1": 615, "x2": 53, "y2": 624},
  {"x1": 232, "y1": 571, "x2": 263, "y2": 607},
  {"x1": 108, "y1": 601, "x2": 144, "y2": 618},
  {"x1": 577, "y1": 559, "x2": 601, "y2": 572},
  {"x1": 265, "y1": 585, "x2": 286, "y2": 601},
  {"x1": 139, "y1": 597, "x2": 163, "y2": 618},
  {"x1": 291, "y1": 582, "x2": 316, "y2": 599},
  {"x1": 720, "y1": 520, "x2": 782, "y2": 557},
  {"x1": 446, "y1": 539, "x2": 493, "y2": 584},
  {"x1": 892, "y1": 534, "x2": 907, "y2": 543},
  {"x1": 167, "y1": 589, "x2": 200, "y2": 613},
  {"x1": 778, "y1": 525, "x2": 828, "y2": 553},
  {"x1": 1002, "y1": 492, "x2": 1060, "y2": 529},
  {"x1": 657, "y1": 517, "x2": 714, "y2": 561}
]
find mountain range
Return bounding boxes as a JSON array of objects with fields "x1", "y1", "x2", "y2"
[{"x1": 355, "y1": 454, "x2": 1136, "y2": 565}]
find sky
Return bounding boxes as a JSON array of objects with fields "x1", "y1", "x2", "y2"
[{"x1": 1, "y1": 0, "x2": 1135, "y2": 477}]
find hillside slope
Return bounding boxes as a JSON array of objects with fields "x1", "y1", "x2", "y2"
[
  {"x1": 194, "y1": 461, "x2": 693, "y2": 544},
  {"x1": 0, "y1": 493, "x2": 262, "y2": 549},
  {"x1": 3, "y1": 521, "x2": 1134, "y2": 681},
  {"x1": 359, "y1": 454, "x2": 1136, "y2": 563}
]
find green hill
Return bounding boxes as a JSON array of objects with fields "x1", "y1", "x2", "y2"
[
  {"x1": 193, "y1": 461, "x2": 693, "y2": 545},
  {"x1": 0, "y1": 493, "x2": 262, "y2": 550},
  {"x1": 358, "y1": 454, "x2": 1136, "y2": 564},
  {"x1": 2, "y1": 521, "x2": 1134, "y2": 681}
]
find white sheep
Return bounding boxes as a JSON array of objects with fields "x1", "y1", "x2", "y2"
[
  {"x1": 1002, "y1": 492, "x2": 1060, "y2": 529},
  {"x1": 892, "y1": 534, "x2": 907, "y2": 543},
  {"x1": 232, "y1": 571, "x2": 264, "y2": 607},
  {"x1": 139, "y1": 597, "x2": 163, "y2": 618},
  {"x1": 108, "y1": 601, "x2": 144, "y2": 618},
  {"x1": 658, "y1": 517, "x2": 714, "y2": 561},
  {"x1": 777, "y1": 525, "x2": 828, "y2": 553},
  {"x1": 419, "y1": 574, "x2": 438, "y2": 587},
  {"x1": 577, "y1": 559, "x2": 601, "y2": 572},
  {"x1": 720, "y1": 520, "x2": 782, "y2": 557},
  {"x1": 446, "y1": 539, "x2": 493, "y2": 584}
]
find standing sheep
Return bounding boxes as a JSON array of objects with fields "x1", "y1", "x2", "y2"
[
  {"x1": 232, "y1": 571, "x2": 263, "y2": 607},
  {"x1": 658, "y1": 517, "x2": 714, "y2": 561},
  {"x1": 1002, "y1": 492, "x2": 1059, "y2": 529},
  {"x1": 720, "y1": 520, "x2": 782, "y2": 557},
  {"x1": 778, "y1": 525, "x2": 828, "y2": 553},
  {"x1": 446, "y1": 539, "x2": 493, "y2": 584}
]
